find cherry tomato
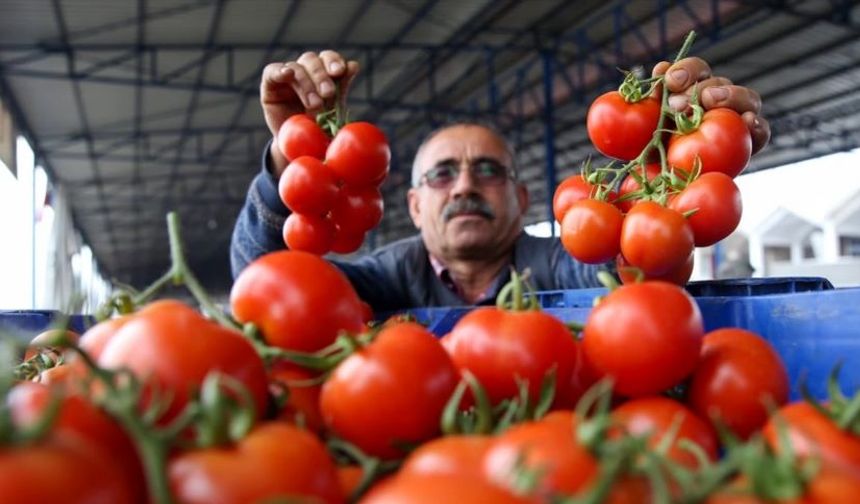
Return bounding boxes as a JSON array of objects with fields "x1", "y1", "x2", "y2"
[
  {"x1": 320, "y1": 322, "x2": 459, "y2": 459},
  {"x1": 615, "y1": 163, "x2": 662, "y2": 213},
  {"x1": 399, "y1": 435, "x2": 493, "y2": 480},
  {"x1": 24, "y1": 329, "x2": 79, "y2": 361},
  {"x1": 283, "y1": 212, "x2": 335, "y2": 255},
  {"x1": 587, "y1": 92, "x2": 660, "y2": 161},
  {"x1": 330, "y1": 185, "x2": 384, "y2": 234},
  {"x1": 583, "y1": 281, "x2": 703, "y2": 397},
  {"x1": 268, "y1": 361, "x2": 324, "y2": 433},
  {"x1": 169, "y1": 422, "x2": 343, "y2": 504},
  {"x1": 687, "y1": 328, "x2": 789, "y2": 440},
  {"x1": 230, "y1": 250, "x2": 365, "y2": 352},
  {"x1": 560, "y1": 199, "x2": 624, "y2": 264},
  {"x1": 325, "y1": 122, "x2": 390, "y2": 187},
  {"x1": 668, "y1": 108, "x2": 752, "y2": 178},
  {"x1": 277, "y1": 114, "x2": 330, "y2": 161},
  {"x1": 552, "y1": 175, "x2": 608, "y2": 223},
  {"x1": 362, "y1": 474, "x2": 536, "y2": 504},
  {"x1": 669, "y1": 172, "x2": 742, "y2": 247},
  {"x1": 620, "y1": 201, "x2": 694, "y2": 277},
  {"x1": 278, "y1": 156, "x2": 339, "y2": 216},
  {"x1": 331, "y1": 229, "x2": 366, "y2": 255},
  {"x1": 616, "y1": 252, "x2": 694, "y2": 286}
]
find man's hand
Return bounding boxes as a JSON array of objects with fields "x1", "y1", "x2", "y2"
[
  {"x1": 652, "y1": 57, "x2": 770, "y2": 155},
  {"x1": 260, "y1": 50, "x2": 359, "y2": 175}
]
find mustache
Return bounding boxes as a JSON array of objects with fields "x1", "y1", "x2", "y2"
[{"x1": 442, "y1": 196, "x2": 496, "y2": 222}]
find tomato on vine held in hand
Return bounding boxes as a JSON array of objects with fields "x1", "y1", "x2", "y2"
[
  {"x1": 330, "y1": 185, "x2": 384, "y2": 235},
  {"x1": 278, "y1": 156, "x2": 340, "y2": 216},
  {"x1": 98, "y1": 300, "x2": 270, "y2": 424},
  {"x1": 319, "y1": 322, "x2": 459, "y2": 460},
  {"x1": 668, "y1": 172, "x2": 742, "y2": 247},
  {"x1": 587, "y1": 92, "x2": 660, "y2": 161},
  {"x1": 552, "y1": 175, "x2": 611, "y2": 223},
  {"x1": 446, "y1": 305, "x2": 582, "y2": 409},
  {"x1": 620, "y1": 201, "x2": 694, "y2": 277},
  {"x1": 615, "y1": 163, "x2": 662, "y2": 213},
  {"x1": 763, "y1": 401, "x2": 860, "y2": 479},
  {"x1": 326, "y1": 122, "x2": 390, "y2": 187},
  {"x1": 616, "y1": 252, "x2": 694, "y2": 286},
  {"x1": 277, "y1": 114, "x2": 330, "y2": 162},
  {"x1": 583, "y1": 281, "x2": 704, "y2": 397},
  {"x1": 687, "y1": 328, "x2": 789, "y2": 440},
  {"x1": 668, "y1": 108, "x2": 752, "y2": 178},
  {"x1": 611, "y1": 396, "x2": 719, "y2": 468},
  {"x1": 560, "y1": 199, "x2": 624, "y2": 264},
  {"x1": 168, "y1": 422, "x2": 344, "y2": 504},
  {"x1": 283, "y1": 212, "x2": 336, "y2": 255},
  {"x1": 230, "y1": 250, "x2": 365, "y2": 352}
]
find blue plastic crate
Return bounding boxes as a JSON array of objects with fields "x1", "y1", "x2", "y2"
[
  {"x1": 385, "y1": 278, "x2": 859, "y2": 401},
  {"x1": 0, "y1": 310, "x2": 94, "y2": 344}
]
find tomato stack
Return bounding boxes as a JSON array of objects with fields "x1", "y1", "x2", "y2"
[
  {"x1": 277, "y1": 114, "x2": 390, "y2": 255},
  {"x1": 555, "y1": 68, "x2": 748, "y2": 285}
]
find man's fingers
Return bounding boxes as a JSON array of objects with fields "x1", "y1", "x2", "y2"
[
  {"x1": 743, "y1": 111, "x2": 771, "y2": 155},
  {"x1": 667, "y1": 76, "x2": 733, "y2": 111},
  {"x1": 297, "y1": 51, "x2": 335, "y2": 104},
  {"x1": 279, "y1": 62, "x2": 322, "y2": 110},
  {"x1": 702, "y1": 84, "x2": 761, "y2": 115},
  {"x1": 662, "y1": 57, "x2": 712, "y2": 93}
]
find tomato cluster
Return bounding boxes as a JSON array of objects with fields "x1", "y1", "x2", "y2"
[{"x1": 277, "y1": 115, "x2": 390, "y2": 255}]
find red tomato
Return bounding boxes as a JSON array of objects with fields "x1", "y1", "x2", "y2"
[
  {"x1": 0, "y1": 433, "x2": 137, "y2": 503},
  {"x1": 612, "y1": 396, "x2": 719, "y2": 468},
  {"x1": 483, "y1": 411, "x2": 599, "y2": 497},
  {"x1": 587, "y1": 92, "x2": 660, "y2": 161},
  {"x1": 620, "y1": 201, "x2": 694, "y2": 277},
  {"x1": 331, "y1": 229, "x2": 366, "y2": 255},
  {"x1": 268, "y1": 361, "x2": 324, "y2": 433},
  {"x1": 583, "y1": 281, "x2": 703, "y2": 397},
  {"x1": 78, "y1": 315, "x2": 133, "y2": 361},
  {"x1": 330, "y1": 185, "x2": 384, "y2": 234},
  {"x1": 764, "y1": 401, "x2": 860, "y2": 479},
  {"x1": 24, "y1": 329, "x2": 79, "y2": 361},
  {"x1": 169, "y1": 422, "x2": 343, "y2": 504},
  {"x1": 283, "y1": 212, "x2": 335, "y2": 255},
  {"x1": 320, "y1": 322, "x2": 459, "y2": 459},
  {"x1": 615, "y1": 163, "x2": 662, "y2": 213},
  {"x1": 8, "y1": 382, "x2": 146, "y2": 499},
  {"x1": 616, "y1": 252, "x2": 694, "y2": 286},
  {"x1": 98, "y1": 300, "x2": 270, "y2": 423},
  {"x1": 553, "y1": 175, "x2": 604, "y2": 223},
  {"x1": 687, "y1": 328, "x2": 789, "y2": 440},
  {"x1": 362, "y1": 474, "x2": 536, "y2": 504},
  {"x1": 446, "y1": 306, "x2": 583, "y2": 409},
  {"x1": 669, "y1": 172, "x2": 742, "y2": 246},
  {"x1": 706, "y1": 471, "x2": 860, "y2": 503},
  {"x1": 399, "y1": 435, "x2": 493, "y2": 480},
  {"x1": 668, "y1": 108, "x2": 752, "y2": 178},
  {"x1": 278, "y1": 156, "x2": 339, "y2": 215},
  {"x1": 230, "y1": 250, "x2": 365, "y2": 352},
  {"x1": 560, "y1": 199, "x2": 624, "y2": 264},
  {"x1": 326, "y1": 122, "x2": 390, "y2": 187},
  {"x1": 277, "y1": 114, "x2": 330, "y2": 161}
]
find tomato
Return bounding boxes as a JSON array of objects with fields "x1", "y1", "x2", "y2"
[
  {"x1": 0, "y1": 433, "x2": 137, "y2": 503},
  {"x1": 325, "y1": 122, "x2": 390, "y2": 187},
  {"x1": 587, "y1": 92, "x2": 660, "y2": 161},
  {"x1": 445, "y1": 306, "x2": 583, "y2": 409},
  {"x1": 615, "y1": 163, "x2": 662, "y2": 213},
  {"x1": 399, "y1": 435, "x2": 493, "y2": 480},
  {"x1": 320, "y1": 322, "x2": 459, "y2": 459},
  {"x1": 764, "y1": 401, "x2": 860, "y2": 479},
  {"x1": 687, "y1": 328, "x2": 789, "y2": 440},
  {"x1": 583, "y1": 281, "x2": 703, "y2": 397},
  {"x1": 668, "y1": 172, "x2": 742, "y2": 246},
  {"x1": 668, "y1": 108, "x2": 752, "y2": 178},
  {"x1": 268, "y1": 361, "x2": 324, "y2": 433},
  {"x1": 707, "y1": 471, "x2": 860, "y2": 503},
  {"x1": 616, "y1": 252, "x2": 694, "y2": 286},
  {"x1": 276, "y1": 114, "x2": 330, "y2": 161},
  {"x1": 282, "y1": 212, "x2": 335, "y2": 255},
  {"x1": 620, "y1": 201, "x2": 694, "y2": 276},
  {"x1": 231, "y1": 250, "x2": 365, "y2": 352},
  {"x1": 278, "y1": 156, "x2": 339, "y2": 216},
  {"x1": 98, "y1": 300, "x2": 270, "y2": 423},
  {"x1": 337, "y1": 465, "x2": 364, "y2": 501},
  {"x1": 24, "y1": 329, "x2": 79, "y2": 361},
  {"x1": 78, "y1": 315, "x2": 133, "y2": 361},
  {"x1": 560, "y1": 199, "x2": 624, "y2": 264},
  {"x1": 362, "y1": 474, "x2": 536, "y2": 504},
  {"x1": 330, "y1": 185, "x2": 384, "y2": 235},
  {"x1": 612, "y1": 396, "x2": 719, "y2": 468},
  {"x1": 552, "y1": 175, "x2": 607, "y2": 223},
  {"x1": 169, "y1": 422, "x2": 343, "y2": 504},
  {"x1": 331, "y1": 229, "x2": 367, "y2": 255},
  {"x1": 483, "y1": 411, "x2": 599, "y2": 497}
]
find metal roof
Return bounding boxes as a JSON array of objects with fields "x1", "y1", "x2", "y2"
[{"x1": 1, "y1": 0, "x2": 858, "y2": 294}]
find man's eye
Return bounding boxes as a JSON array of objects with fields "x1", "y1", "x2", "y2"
[
  {"x1": 428, "y1": 166, "x2": 457, "y2": 181},
  {"x1": 475, "y1": 161, "x2": 505, "y2": 178}
]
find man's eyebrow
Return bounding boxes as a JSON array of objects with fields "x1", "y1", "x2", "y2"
[{"x1": 433, "y1": 156, "x2": 505, "y2": 167}]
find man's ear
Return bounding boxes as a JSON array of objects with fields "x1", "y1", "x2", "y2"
[
  {"x1": 407, "y1": 188, "x2": 422, "y2": 229},
  {"x1": 516, "y1": 182, "x2": 529, "y2": 217}
]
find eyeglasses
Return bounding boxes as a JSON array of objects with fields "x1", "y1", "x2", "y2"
[{"x1": 418, "y1": 159, "x2": 515, "y2": 189}]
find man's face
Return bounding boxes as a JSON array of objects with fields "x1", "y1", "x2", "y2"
[{"x1": 407, "y1": 125, "x2": 528, "y2": 261}]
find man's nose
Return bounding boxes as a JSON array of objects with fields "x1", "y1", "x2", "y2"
[{"x1": 449, "y1": 163, "x2": 479, "y2": 196}]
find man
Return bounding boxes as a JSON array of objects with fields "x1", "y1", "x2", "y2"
[{"x1": 231, "y1": 51, "x2": 770, "y2": 312}]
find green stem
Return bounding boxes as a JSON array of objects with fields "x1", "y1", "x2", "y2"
[
  {"x1": 132, "y1": 270, "x2": 174, "y2": 307},
  {"x1": 674, "y1": 31, "x2": 697, "y2": 62}
]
